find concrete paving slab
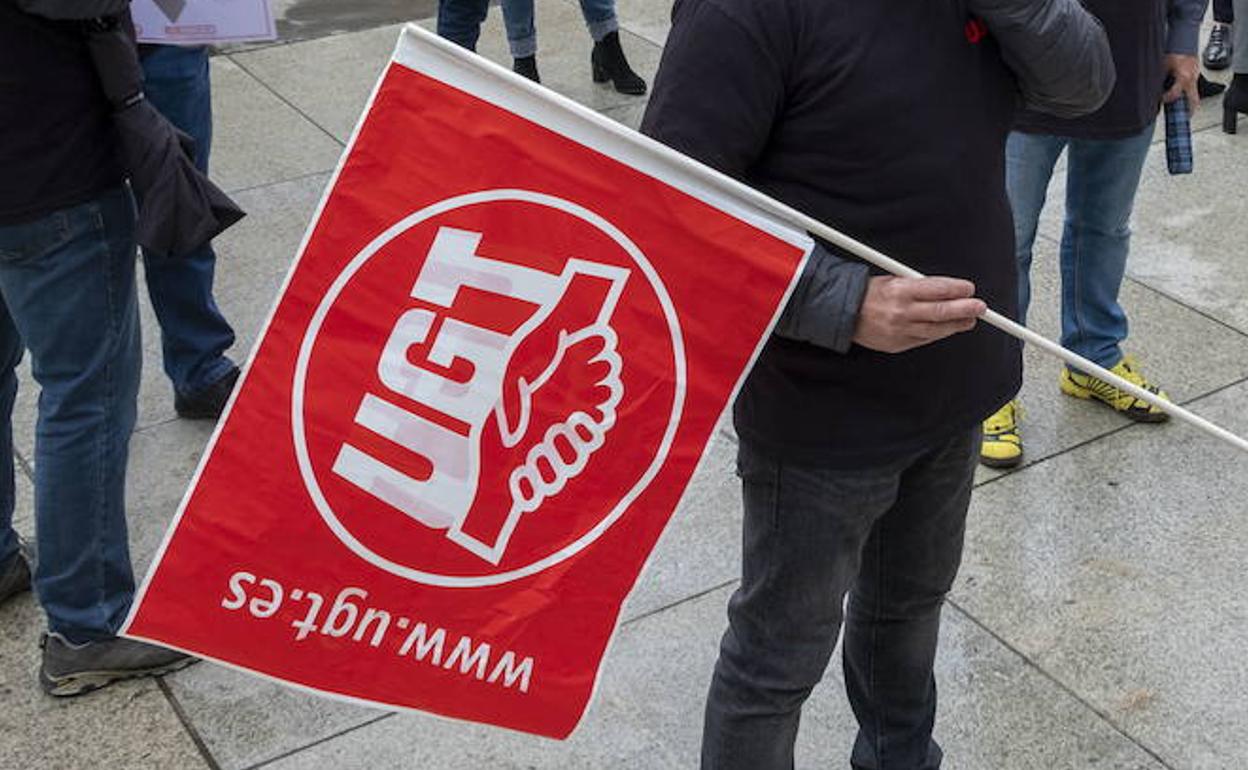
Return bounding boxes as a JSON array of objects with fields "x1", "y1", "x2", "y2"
[
  {"x1": 0, "y1": 599, "x2": 207, "y2": 770},
  {"x1": 622, "y1": 431, "x2": 739, "y2": 622},
  {"x1": 211, "y1": 56, "x2": 345, "y2": 193},
  {"x1": 261, "y1": 584, "x2": 1167, "y2": 770},
  {"x1": 1125, "y1": 128, "x2": 1248, "y2": 336},
  {"x1": 229, "y1": 24, "x2": 406, "y2": 144},
  {"x1": 126, "y1": 419, "x2": 218, "y2": 573},
  {"x1": 612, "y1": 0, "x2": 672, "y2": 46},
  {"x1": 972, "y1": 233, "x2": 1248, "y2": 482},
  {"x1": 10, "y1": 461, "x2": 34, "y2": 534},
  {"x1": 164, "y1": 661, "x2": 385, "y2": 770},
  {"x1": 957, "y1": 380, "x2": 1248, "y2": 769},
  {"x1": 600, "y1": 98, "x2": 648, "y2": 131}
]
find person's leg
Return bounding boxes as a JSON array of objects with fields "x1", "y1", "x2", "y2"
[
  {"x1": 0, "y1": 300, "x2": 21, "y2": 568},
  {"x1": 843, "y1": 430, "x2": 978, "y2": 770},
  {"x1": 981, "y1": 132, "x2": 1065, "y2": 468},
  {"x1": 1235, "y1": 0, "x2": 1248, "y2": 72},
  {"x1": 1059, "y1": 127, "x2": 1153, "y2": 368},
  {"x1": 501, "y1": 0, "x2": 537, "y2": 59},
  {"x1": 1004, "y1": 131, "x2": 1067, "y2": 325},
  {"x1": 437, "y1": 0, "x2": 491, "y2": 51},
  {"x1": 701, "y1": 442, "x2": 907, "y2": 770},
  {"x1": 140, "y1": 46, "x2": 237, "y2": 401},
  {"x1": 576, "y1": 0, "x2": 619, "y2": 42},
  {"x1": 0, "y1": 187, "x2": 141, "y2": 643},
  {"x1": 1215, "y1": 0, "x2": 1234, "y2": 25}
]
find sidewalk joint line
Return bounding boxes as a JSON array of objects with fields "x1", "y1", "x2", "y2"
[
  {"x1": 621, "y1": 578, "x2": 739, "y2": 627},
  {"x1": 1033, "y1": 232, "x2": 1248, "y2": 340},
  {"x1": 158, "y1": 677, "x2": 225, "y2": 770},
  {"x1": 1122, "y1": 275, "x2": 1248, "y2": 340},
  {"x1": 225, "y1": 54, "x2": 347, "y2": 149},
  {"x1": 246, "y1": 713, "x2": 395, "y2": 769},
  {"x1": 225, "y1": 169, "x2": 333, "y2": 197},
  {"x1": 13, "y1": 445, "x2": 33, "y2": 482},
  {"x1": 944, "y1": 599, "x2": 1178, "y2": 769}
]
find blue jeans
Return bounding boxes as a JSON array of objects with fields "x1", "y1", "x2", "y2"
[
  {"x1": 1006, "y1": 126, "x2": 1154, "y2": 369},
  {"x1": 140, "y1": 45, "x2": 236, "y2": 396},
  {"x1": 702, "y1": 431, "x2": 978, "y2": 770},
  {"x1": 437, "y1": 0, "x2": 618, "y2": 58},
  {"x1": 0, "y1": 186, "x2": 141, "y2": 642}
]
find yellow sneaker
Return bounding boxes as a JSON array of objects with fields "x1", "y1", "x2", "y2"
[
  {"x1": 1058, "y1": 355, "x2": 1170, "y2": 423},
  {"x1": 980, "y1": 400, "x2": 1023, "y2": 468}
]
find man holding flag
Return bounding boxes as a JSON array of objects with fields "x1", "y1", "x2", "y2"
[{"x1": 643, "y1": 0, "x2": 1114, "y2": 767}]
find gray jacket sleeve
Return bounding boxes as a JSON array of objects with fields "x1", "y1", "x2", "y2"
[
  {"x1": 774, "y1": 244, "x2": 870, "y2": 354},
  {"x1": 968, "y1": 0, "x2": 1116, "y2": 118},
  {"x1": 1167, "y1": 0, "x2": 1208, "y2": 55}
]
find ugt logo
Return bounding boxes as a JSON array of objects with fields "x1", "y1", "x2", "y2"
[{"x1": 293, "y1": 191, "x2": 685, "y2": 587}]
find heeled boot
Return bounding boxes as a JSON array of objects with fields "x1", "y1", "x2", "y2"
[
  {"x1": 591, "y1": 31, "x2": 646, "y2": 96},
  {"x1": 513, "y1": 55, "x2": 540, "y2": 83},
  {"x1": 1223, "y1": 74, "x2": 1248, "y2": 134}
]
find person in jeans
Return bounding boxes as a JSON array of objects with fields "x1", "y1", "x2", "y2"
[
  {"x1": 0, "y1": 0, "x2": 191, "y2": 695},
  {"x1": 139, "y1": 44, "x2": 240, "y2": 419},
  {"x1": 641, "y1": 0, "x2": 1113, "y2": 767},
  {"x1": 980, "y1": 0, "x2": 1206, "y2": 469},
  {"x1": 437, "y1": 0, "x2": 646, "y2": 94}
]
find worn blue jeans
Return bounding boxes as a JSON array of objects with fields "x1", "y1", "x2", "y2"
[
  {"x1": 141, "y1": 45, "x2": 236, "y2": 396},
  {"x1": 0, "y1": 186, "x2": 141, "y2": 642},
  {"x1": 437, "y1": 0, "x2": 618, "y2": 58},
  {"x1": 1006, "y1": 126, "x2": 1154, "y2": 369},
  {"x1": 702, "y1": 430, "x2": 978, "y2": 770}
]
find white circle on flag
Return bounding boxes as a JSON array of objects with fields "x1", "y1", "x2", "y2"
[{"x1": 291, "y1": 189, "x2": 687, "y2": 587}]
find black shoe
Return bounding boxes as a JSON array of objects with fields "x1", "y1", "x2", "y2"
[
  {"x1": 1204, "y1": 23, "x2": 1233, "y2": 71},
  {"x1": 174, "y1": 366, "x2": 240, "y2": 420},
  {"x1": 513, "y1": 55, "x2": 540, "y2": 83},
  {"x1": 1224, "y1": 74, "x2": 1248, "y2": 134},
  {"x1": 1199, "y1": 74, "x2": 1227, "y2": 99},
  {"x1": 0, "y1": 538, "x2": 33, "y2": 606},
  {"x1": 40, "y1": 633, "x2": 196, "y2": 697},
  {"x1": 591, "y1": 31, "x2": 646, "y2": 96}
]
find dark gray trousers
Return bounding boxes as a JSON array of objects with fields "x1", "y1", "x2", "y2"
[{"x1": 701, "y1": 429, "x2": 979, "y2": 770}]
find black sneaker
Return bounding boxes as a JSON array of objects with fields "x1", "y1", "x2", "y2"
[
  {"x1": 0, "y1": 537, "x2": 33, "y2": 606},
  {"x1": 174, "y1": 366, "x2": 240, "y2": 420},
  {"x1": 39, "y1": 633, "x2": 196, "y2": 697}
]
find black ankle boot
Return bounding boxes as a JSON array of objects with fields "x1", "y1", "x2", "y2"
[
  {"x1": 513, "y1": 55, "x2": 540, "y2": 83},
  {"x1": 1223, "y1": 74, "x2": 1248, "y2": 134},
  {"x1": 591, "y1": 31, "x2": 646, "y2": 96}
]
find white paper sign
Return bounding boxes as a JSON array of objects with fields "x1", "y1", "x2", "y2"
[{"x1": 132, "y1": 0, "x2": 276, "y2": 45}]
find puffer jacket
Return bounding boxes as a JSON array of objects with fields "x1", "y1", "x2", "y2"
[{"x1": 967, "y1": 0, "x2": 1116, "y2": 118}]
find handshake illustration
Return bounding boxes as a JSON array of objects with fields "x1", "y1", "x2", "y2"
[{"x1": 333, "y1": 227, "x2": 630, "y2": 565}]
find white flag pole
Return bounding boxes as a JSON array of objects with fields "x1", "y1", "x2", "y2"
[{"x1": 406, "y1": 24, "x2": 1248, "y2": 455}]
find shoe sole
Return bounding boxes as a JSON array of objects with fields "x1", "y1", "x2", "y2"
[
  {"x1": 1059, "y1": 380, "x2": 1171, "y2": 423},
  {"x1": 40, "y1": 657, "x2": 197, "y2": 698},
  {"x1": 979, "y1": 453, "x2": 1023, "y2": 469}
]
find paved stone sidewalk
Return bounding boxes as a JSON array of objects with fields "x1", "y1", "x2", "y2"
[{"x1": 3, "y1": 2, "x2": 1248, "y2": 768}]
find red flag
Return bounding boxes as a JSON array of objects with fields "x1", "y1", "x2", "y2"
[{"x1": 123, "y1": 24, "x2": 811, "y2": 738}]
